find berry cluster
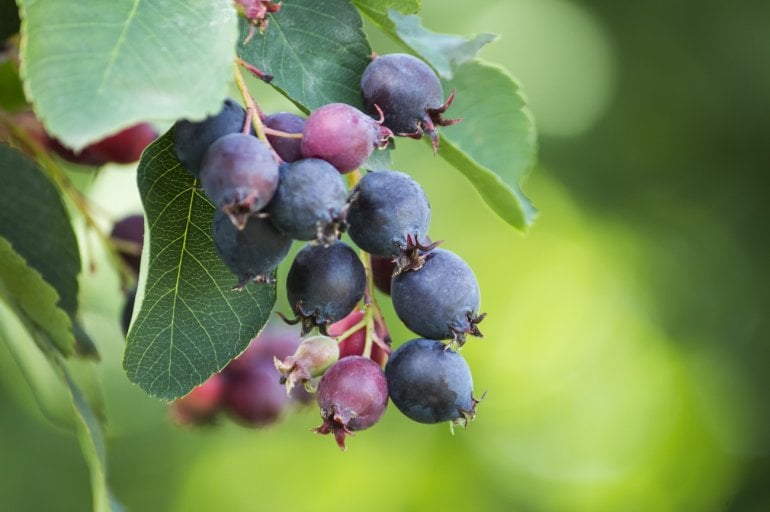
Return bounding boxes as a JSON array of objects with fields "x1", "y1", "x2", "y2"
[{"x1": 170, "y1": 53, "x2": 484, "y2": 449}]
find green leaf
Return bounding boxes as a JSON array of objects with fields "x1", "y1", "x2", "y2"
[
  {"x1": 439, "y1": 61, "x2": 537, "y2": 230},
  {"x1": 0, "y1": 144, "x2": 81, "y2": 320},
  {"x1": 389, "y1": 10, "x2": 496, "y2": 80},
  {"x1": 0, "y1": 59, "x2": 27, "y2": 111},
  {"x1": 18, "y1": 0, "x2": 238, "y2": 151},
  {"x1": 352, "y1": 0, "x2": 420, "y2": 32},
  {"x1": 0, "y1": 237, "x2": 75, "y2": 356},
  {"x1": 124, "y1": 130, "x2": 276, "y2": 401},
  {"x1": 237, "y1": 0, "x2": 371, "y2": 111}
]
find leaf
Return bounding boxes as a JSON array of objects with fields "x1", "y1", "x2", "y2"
[
  {"x1": 439, "y1": 61, "x2": 538, "y2": 230},
  {"x1": 62, "y1": 367, "x2": 125, "y2": 512},
  {"x1": 18, "y1": 0, "x2": 238, "y2": 151},
  {"x1": 0, "y1": 237, "x2": 75, "y2": 356},
  {"x1": 124, "y1": 130, "x2": 276, "y2": 401},
  {"x1": 389, "y1": 10, "x2": 497, "y2": 80},
  {"x1": 352, "y1": 0, "x2": 420, "y2": 32},
  {"x1": 0, "y1": 144, "x2": 81, "y2": 320},
  {"x1": 237, "y1": 0, "x2": 371, "y2": 111}
]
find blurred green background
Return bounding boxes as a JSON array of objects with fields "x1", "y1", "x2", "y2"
[{"x1": 1, "y1": 0, "x2": 769, "y2": 510}]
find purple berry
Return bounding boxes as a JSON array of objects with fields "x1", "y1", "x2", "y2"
[
  {"x1": 300, "y1": 103, "x2": 391, "y2": 174},
  {"x1": 390, "y1": 248, "x2": 484, "y2": 346},
  {"x1": 285, "y1": 241, "x2": 366, "y2": 335},
  {"x1": 361, "y1": 53, "x2": 460, "y2": 151},
  {"x1": 110, "y1": 214, "x2": 144, "y2": 275},
  {"x1": 370, "y1": 255, "x2": 395, "y2": 295},
  {"x1": 267, "y1": 158, "x2": 348, "y2": 244},
  {"x1": 173, "y1": 98, "x2": 250, "y2": 176},
  {"x1": 314, "y1": 356, "x2": 389, "y2": 450},
  {"x1": 200, "y1": 133, "x2": 279, "y2": 228},
  {"x1": 121, "y1": 286, "x2": 136, "y2": 336},
  {"x1": 170, "y1": 373, "x2": 226, "y2": 425},
  {"x1": 224, "y1": 358, "x2": 289, "y2": 427},
  {"x1": 385, "y1": 338, "x2": 477, "y2": 427},
  {"x1": 264, "y1": 112, "x2": 305, "y2": 163}
]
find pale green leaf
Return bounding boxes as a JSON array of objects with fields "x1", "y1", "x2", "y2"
[
  {"x1": 352, "y1": 0, "x2": 420, "y2": 32},
  {"x1": 237, "y1": 0, "x2": 371, "y2": 111},
  {"x1": 389, "y1": 10, "x2": 496, "y2": 80},
  {"x1": 439, "y1": 60, "x2": 537, "y2": 229},
  {"x1": 19, "y1": 0, "x2": 238, "y2": 150},
  {"x1": 124, "y1": 130, "x2": 276, "y2": 401}
]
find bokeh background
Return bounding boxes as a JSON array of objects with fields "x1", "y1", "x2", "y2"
[{"x1": 1, "y1": 0, "x2": 769, "y2": 510}]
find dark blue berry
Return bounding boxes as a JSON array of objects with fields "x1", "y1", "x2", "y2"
[
  {"x1": 347, "y1": 170, "x2": 431, "y2": 261},
  {"x1": 267, "y1": 158, "x2": 348, "y2": 244},
  {"x1": 173, "y1": 98, "x2": 249, "y2": 176},
  {"x1": 385, "y1": 338, "x2": 477, "y2": 426},
  {"x1": 285, "y1": 241, "x2": 366, "y2": 335},
  {"x1": 211, "y1": 209, "x2": 292, "y2": 289},
  {"x1": 390, "y1": 248, "x2": 484, "y2": 345},
  {"x1": 200, "y1": 133, "x2": 279, "y2": 228},
  {"x1": 361, "y1": 53, "x2": 459, "y2": 151}
]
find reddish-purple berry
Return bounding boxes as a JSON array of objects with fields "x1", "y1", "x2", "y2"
[
  {"x1": 314, "y1": 356, "x2": 389, "y2": 450},
  {"x1": 300, "y1": 103, "x2": 391, "y2": 174},
  {"x1": 110, "y1": 214, "x2": 144, "y2": 275}
]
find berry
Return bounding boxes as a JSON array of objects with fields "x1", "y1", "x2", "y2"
[
  {"x1": 264, "y1": 112, "x2": 305, "y2": 163},
  {"x1": 267, "y1": 158, "x2": 348, "y2": 244},
  {"x1": 328, "y1": 309, "x2": 391, "y2": 367},
  {"x1": 347, "y1": 170, "x2": 432, "y2": 264},
  {"x1": 285, "y1": 241, "x2": 366, "y2": 335},
  {"x1": 390, "y1": 248, "x2": 484, "y2": 345},
  {"x1": 370, "y1": 255, "x2": 395, "y2": 295},
  {"x1": 314, "y1": 356, "x2": 389, "y2": 450},
  {"x1": 224, "y1": 358, "x2": 289, "y2": 427},
  {"x1": 300, "y1": 103, "x2": 391, "y2": 174},
  {"x1": 385, "y1": 338, "x2": 477, "y2": 427},
  {"x1": 361, "y1": 53, "x2": 459, "y2": 151},
  {"x1": 51, "y1": 123, "x2": 157, "y2": 166},
  {"x1": 170, "y1": 373, "x2": 226, "y2": 425},
  {"x1": 274, "y1": 335, "x2": 339, "y2": 393},
  {"x1": 110, "y1": 214, "x2": 144, "y2": 275},
  {"x1": 173, "y1": 98, "x2": 249, "y2": 176},
  {"x1": 121, "y1": 287, "x2": 136, "y2": 336},
  {"x1": 211, "y1": 208, "x2": 292, "y2": 289},
  {"x1": 200, "y1": 132, "x2": 279, "y2": 228}
]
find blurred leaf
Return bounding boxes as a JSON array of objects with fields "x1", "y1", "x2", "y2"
[
  {"x1": 0, "y1": 0, "x2": 20, "y2": 40},
  {"x1": 0, "y1": 237, "x2": 75, "y2": 356},
  {"x1": 124, "y1": 130, "x2": 276, "y2": 401},
  {"x1": 18, "y1": 0, "x2": 238, "y2": 150},
  {"x1": 352, "y1": 0, "x2": 420, "y2": 32},
  {"x1": 439, "y1": 61, "x2": 537, "y2": 230},
  {"x1": 61, "y1": 367, "x2": 124, "y2": 512},
  {"x1": 389, "y1": 10, "x2": 496, "y2": 80},
  {"x1": 237, "y1": 0, "x2": 371, "y2": 111},
  {"x1": 0, "y1": 144, "x2": 81, "y2": 319},
  {"x1": 0, "y1": 60, "x2": 26, "y2": 111}
]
